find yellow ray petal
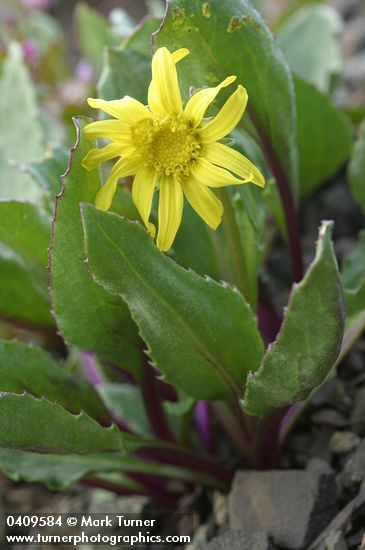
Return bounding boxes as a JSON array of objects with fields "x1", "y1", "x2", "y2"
[
  {"x1": 83, "y1": 120, "x2": 131, "y2": 139},
  {"x1": 148, "y1": 47, "x2": 183, "y2": 117},
  {"x1": 132, "y1": 167, "x2": 157, "y2": 237},
  {"x1": 82, "y1": 143, "x2": 122, "y2": 171},
  {"x1": 171, "y1": 48, "x2": 190, "y2": 64},
  {"x1": 204, "y1": 142, "x2": 265, "y2": 188},
  {"x1": 156, "y1": 175, "x2": 184, "y2": 251},
  {"x1": 88, "y1": 97, "x2": 153, "y2": 124},
  {"x1": 184, "y1": 76, "x2": 236, "y2": 125},
  {"x1": 95, "y1": 155, "x2": 141, "y2": 211},
  {"x1": 181, "y1": 176, "x2": 223, "y2": 229},
  {"x1": 191, "y1": 157, "x2": 248, "y2": 188},
  {"x1": 199, "y1": 85, "x2": 248, "y2": 143}
]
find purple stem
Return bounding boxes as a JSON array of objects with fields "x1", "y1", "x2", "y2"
[
  {"x1": 128, "y1": 472, "x2": 183, "y2": 507},
  {"x1": 256, "y1": 402, "x2": 306, "y2": 469},
  {"x1": 81, "y1": 353, "x2": 134, "y2": 433},
  {"x1": 82, "y1": 477, "x2": 142, "y2": 497},
  {"x1": 141, "y1": 359, "x2": 177, "y2": 443},
  {"x1": 109, "y1": 363, "x2": 178, "y2": 402},
  {"x1": 255, "y1": 408, "x2": 289, "y2": 469},
  {"x1": 109, "y1": 411, "x2": 134, "y2": 434},
  {"x1": 81, "y1": 351, "x2": 103, "y2": 386},
  {"x1": 250, "y1": 112, "x2": 304, "y2": 283},
  {"x1": 107, "y1": 363, "x2": 136, "y2": 383},
  {"x1": 194, "y1": 401, "x2": 215, "y2": 454},
  {"x1": 139, "y1": 446, "x2": 232, "y2": 487},
  {"x1": 157, "y1": 379, "x2": 178, "y2": 402},
  {"x1": 257, "y1": 300, "x2": 282, "y2": 344},
  {"x1": 278, "y1": 401, "x2": 304, "y2": 443}
]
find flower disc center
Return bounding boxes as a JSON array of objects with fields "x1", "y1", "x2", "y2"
[{"x1": 136, "y1": 115, "x2": 201, "y2": 178}]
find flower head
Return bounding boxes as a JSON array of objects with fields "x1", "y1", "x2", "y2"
[{"x1": 83, "y1": 47, "x2": 265, "y2": 251}]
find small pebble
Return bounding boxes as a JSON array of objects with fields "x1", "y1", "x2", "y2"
[
  {"x1": 340, "y1": 439, "x2": 365, "y2": 488},
  {"x1": 324, "y1": 530, "x2": 348, "y2": 550},
  {"x1": 213, "y1": 492, "x2": 228, "y2": 527},
  {"x1": 329, "y1": 431, "x2": 361, "y2": 454}
]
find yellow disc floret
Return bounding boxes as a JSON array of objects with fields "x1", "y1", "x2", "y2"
[{"x1": 133, "y1": 114, "x2": 201, "y2": 178}]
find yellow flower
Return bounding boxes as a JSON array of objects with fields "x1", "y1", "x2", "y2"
[{"x1": 83, "y1": 47, "x2": 265, "y2": 251}]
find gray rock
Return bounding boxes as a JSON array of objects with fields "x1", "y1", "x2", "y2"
[
  {"x1": 329, "y1": 431, "x2": 361, "y2": 455},
  {"x1": 191, "y1": 524, "x2": 209, "y2": 549},
  {"x1": 324, "y1": 530, "x2": 348, "y2": 550},
  {"x1": 199, "y1": 529, "x2": 272, "y2": 550},
  {"x1": 229, "y1": 470, "x2": 338, "y2": 549},
  {"x1": 311, "y1": 409, "x2": 348, "y2": 428},
  {"x1": 350, "y1": 387, "x2": 365, "y2": 437},
  {"x1": 306, "y1": 458, "x2": 333, "y2": 473},
  {"x1": 341, "y1": 439, "x2": 365, "y2": 488}
]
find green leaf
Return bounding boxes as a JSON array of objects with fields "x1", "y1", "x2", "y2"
[
  {"x1": 278, "y1": 5, "x2": 343, "y2": 94},
  {"x1": 349, "y1": 120, "x2": 365, "y2": 211},
  {"x1": 81, "y1": 205, "x2": 264, "y2": 404},
  {"x1": 0, "y1": 201, "x2": 53, "y2": 328},
  {"x1": 98, "y1": 47, "x2": 151, "y2": 104},
  {"x1": 0, "y1": 447, "x2": 225, "y2": 491},
  {"x1": 18, "y1": 147, "x2": 69, "y2": 198},
  {"x1": 76, "y1": 4, "x2": 119, "y2": 75},
  {"x1": 171, "y1": 202, "x2": 223, "y2": 281},
  {"x1": 0, "y1": 201, "x2": 50, "y2": 268},
  {"x1": 98, "y1": 384, "x2": 151, "y2": 437},
  {"x1": 262, "y1": 178, "x2": 287, "y2": 240},
  {"x1": 342, "y1": 230, "x2": 365, "y2": 292},
  {"x1": 155, "y1": 0, "x2": 299, "y2": 196},
  {"x1": 0, "y1": 393, "x2": 125, "y2": 454},
  {"x1": 124, "y1": 17, "x2": 162, "y2": 57},
  {"x1": 0, "y1": 252, "x2": 52, "y2": 328},
  {"x1": 232, "y1": 185, "x2": 267, "y2": 308},
  {"x1": 49, "y1": 118, "x2": 143, "y2": 373},
  {"x1": 243, "y1": 221, "x2": 345, "y2": 416},
  {"x1": 295, "y1": 76, "x2": 352, "y2": 195},
  {"x1": 0, "y1": 340, "x2": 109, "y2": 423},
  {"x1": 164, "y1": 395, "x2": 194, "y2": 416},
  {"x1": 99, "y1": 383, "x2": 184, "y2": 438},
  {"x1": 0, "y1": 448, "x2": 139, "y2": 491},
  {"x1": 341, "y1": 231, "x2": 365, "y2": 336},
  {"x1": 0, "y1": 43, "x2": 44, "y2": 202},
  {"x1": 330, "y1": 231, "x2": 365, "y2": 364}
]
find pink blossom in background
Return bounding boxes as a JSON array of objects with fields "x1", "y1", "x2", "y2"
[
  {"x1": 20, "y1": 0, "x2": 54, "y2": 10},
  {"x1": 22, "y1": 40, "x2": 39, "y2": 61},
  {"x1": 75, "y1": 61, "x2": 94, "y2": 83}
]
